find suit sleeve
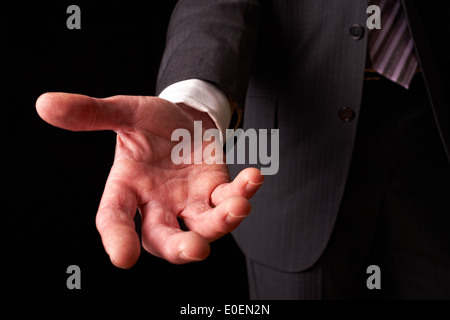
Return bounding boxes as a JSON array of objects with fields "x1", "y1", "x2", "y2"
[{"x1": 156, "y1": 0, "x2": 260, "y2": 109}]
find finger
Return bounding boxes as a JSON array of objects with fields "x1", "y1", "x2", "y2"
[
  {"x1": 142, "y1": 226, "x2": 210, "y2": 264},
  {"x1": 140, "y1": 206, "x2": 210, "y2": 264},
  {"x1": 95, "y1": 177, "x2": 140, "y2": 269},
  {"x1": 35, "y1": 92, "x2": 139, "y2": 131},
  {"x1": 184, "y1": 196, "x2": 252, "y2": 242},
  {"x1": 210, "y1": 167, "x2": 264, "y2": 206}
]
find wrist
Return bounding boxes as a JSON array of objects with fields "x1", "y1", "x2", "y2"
[{"x1": 176, "y1": 103, "x2": 217, "y2": 130}]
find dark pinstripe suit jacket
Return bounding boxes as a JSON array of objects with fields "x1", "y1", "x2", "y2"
[{"x1": 157, "y1": 0, "x2": 450, "y2": 272}]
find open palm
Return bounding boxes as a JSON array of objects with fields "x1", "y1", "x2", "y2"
[{"x1": 36, "y1": 93, "x2": 263, "y2": 268}]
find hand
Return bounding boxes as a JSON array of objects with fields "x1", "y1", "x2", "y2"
[{"x1": 36, "y1": 93, "x2": 263, "y2": 268}]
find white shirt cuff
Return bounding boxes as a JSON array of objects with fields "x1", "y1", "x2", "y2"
[{"x1": 158, "y1": 79, "x2": 232, "y2": 142}]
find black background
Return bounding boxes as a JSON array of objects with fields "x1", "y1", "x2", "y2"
[{"x1": 1, "y1": 1, "x2": 248, "y2": 299}]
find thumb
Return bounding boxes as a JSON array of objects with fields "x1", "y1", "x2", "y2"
[{"x1": 36, "y1": 92, "x2": 139, "y2": 131}]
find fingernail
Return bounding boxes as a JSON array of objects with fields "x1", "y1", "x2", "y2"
[
  {"x1": 227, "y1": 211, "x2": 248, "y2": 219},
  {"x1": 178, "y1": 251, "x2": 203, "y2": 262},
  {"x1": 245, "y1": 180, "x2": 263, "y2": 192}
]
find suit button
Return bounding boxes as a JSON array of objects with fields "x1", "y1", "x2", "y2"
[
  {"x1": 338, "y1": 107, "x2": 355, "y2": 122},
  {"x1": 349, "y1": 24, "x2": 365, "y2": 40}
]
